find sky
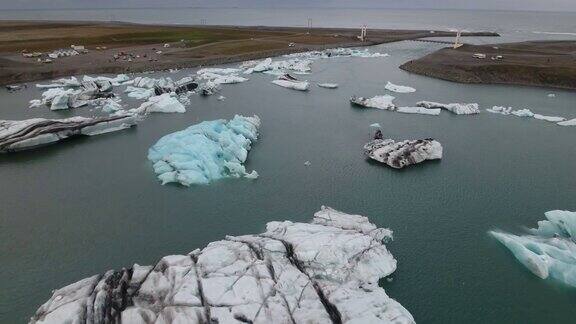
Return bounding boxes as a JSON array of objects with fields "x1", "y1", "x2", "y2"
[{"x1": 1, "y1": 0, "x2": 576, "y2": 12}]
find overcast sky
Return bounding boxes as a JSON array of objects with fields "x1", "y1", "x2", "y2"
[{"x1": 2, "y1": 0, "x2": 576, "y2": 12}]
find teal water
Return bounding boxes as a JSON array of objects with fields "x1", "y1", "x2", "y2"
[{"x1": 1, "y1": 41, "x2": 575, "y2": 323}]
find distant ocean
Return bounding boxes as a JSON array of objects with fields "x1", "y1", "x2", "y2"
[{"x1": 2, "y1": 8, "x2": 576, "y2": 42}]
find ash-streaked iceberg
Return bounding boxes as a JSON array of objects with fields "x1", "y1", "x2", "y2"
[
  {"x1": 148, "y1": 115, "x2": 260, "y2": 186},
  {"x1": 0, "y1": 116, "x2": 136, "y2": 153},
  {"x1": 385, "y1": 82, "x2": 416, "y2": 93},
  {"x1": 489, "y1": 210, "x2": 576, "y2": 287},
  {"x1": 29, "y1": 206, "x2": 414, "y2": 324},
  {"x1": 417, "y1": 101, "x2": 480, "y2": 115},
  {"x1": 364, "y1": 137, "x2": 443, "y2": 169}
]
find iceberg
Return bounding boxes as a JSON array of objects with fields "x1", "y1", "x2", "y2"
[
  {"x1": 29, "y1": 206, "x2": 414, "y2": 324},
  {"x1": 489, "y1": 210, "x2": 576, "y2": 287},
  {"x1": 351, "y1": 95, "x2": 396, "y2": 110},
  {"x1": 198, "y1": 81, "x2": 221, "y2": 96},
  {"x1": 396, "y1": 107, "x2": 441, "y2": 116},
  {"x1": 83, "y1": 74, "x2": 130, "y2": 86},
  {"x1": 364, "y1": 138, "x2": 443, "y2": 169},
  {"x1": 486, "y1": 106, "x2": 512, "y2": 115},
  {"x1": 385, "y1": 82, "x2": 416, "y2": 93},
  {"x1": 36, "y1": 77, "x2": 81, "y2": 89},
  {"x1": 284, "y1": 47, "x2": 389, "y2": 59},
  {"x1": 417, "y1": 101, "x2": 480, "y2": 115},
  {"x1": 98, "y1": 98, "x2": 123, "y2": 113},
  {"x1": 533, "y1": 114, "x2": 565, "y2": 122},
  {"x1": 125, "y1": 86, "x2": 155, "y2": 100},
  {"x1": 0, "y1": 116, "x2": 136, "y2": 153},
  {"x1": 558, "y1": 118, "x2": 576, "y2": 126},
  {"x1": 511, "y1": 109, "x2": 535, "y2": 117},
  {"x1": 317, "y1": 83, "x2": 339, "y2": 89},
  {"x1": 197, "y1": 72, "x2": 248, "y2": 85},
  {"x1": 132, "y1": 93, "x2": 186, "y2": 115},
  {"x1": 370, "y1": 123, "x2": 381, "y2": 128},
  {"x1": 147, "y1": 115, "x2": 260, "y2": 186},
  {"x1": 271, "y1": 79, "x2": 310, "y2": 91}
]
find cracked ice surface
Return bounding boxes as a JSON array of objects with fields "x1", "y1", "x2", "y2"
[
  {"x1": 489, "y1": 210, "x2": 576, "y2": 287},
  {"x1": 29, "y1": 206, "x2": 414, "y2": 324},
  {"x1": 147, "y1": 115, "x2": 260, "y2": 186}
]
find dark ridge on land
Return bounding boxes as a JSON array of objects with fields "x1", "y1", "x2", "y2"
[
  {"x1": 400, "y1": 41, "x2": 576, "y2": 90},
  {"x1": 0, "y1": 20, "x2": 498, "y2": 85}
]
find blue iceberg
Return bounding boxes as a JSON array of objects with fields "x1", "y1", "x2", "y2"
[
  {"x1": 148, "y1": 115, "x2": 261, "y2": 186},
  {"x1": 490, "y1": 210, "x2": 576, "y2": 287}
]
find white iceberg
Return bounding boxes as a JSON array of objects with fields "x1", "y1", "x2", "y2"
[
  {"x1": 196, "y1": 68, "x2": 241, "y2": 75},
  {"x1": 370, "y1": 123, "x2": 381, "y2": 128},
  {"x1": 29, "y1": 206, "x2": 414, "y2": 324},
  {"x1": 511, "y1": 109, "x2": 535, "y2": 117},
  {"x1": 558, "y1": 118, "x2": 576, "y2": 126},
  {"x1": 489, "y1": 210, "x2": 576, "y2": 287},
  {"x1": 285, "y1": 47, "x2": 389, "y2": 59},
  {"x1": 36, "y1": 77, "x2": 81, "y2": 89},
  {"x1": 486, "y1": 106, "x2": 512, "y2": 115},
  {"x1": 396, "y1": 107, "x2": 441, "y2": 116},
  {"x1": 83, "y1": 74, "x2": 130, "y2": 86},
  {"x1": 271, "y1": 79, "x2": 310, "y2": 91},
  {"x1": 148, "y1": 115, "x2": 260, "y2": 186},
  {"x1": 317, "y1": 83, "x2": 339, "y2": 89},
  {"x1": 533, "y1": 114, "x2": 565, "y2": 122},
  {"x1": 385, "y1": 82, "x2": 416, "y2": 93},
  {"x1": 99, "y1": 98, "x2": 123, "y2": 113},
  {"x1": 364, "y1": 138, "x2": 443, "y2": 169},
  {"x1": 125, "y1": 86, "x2": 155, "y2": 100},
  {"x1": 417, "y1": 101, "x2": 480, "y2": 115},
  {"x1": 351, "y1": 95, "x2": 396, "y2": 110},
  {"x1": 0, "y1": 116, "x2": 136, "y2": 153},
  {"x1": 133, "y1": 93, "x2": 186, "y2": 115}
]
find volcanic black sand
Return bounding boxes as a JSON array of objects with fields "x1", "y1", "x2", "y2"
[
  {"x1": 400, "y1": 41, "x2": 576, "y2": 90},
  {"x1": 0, "y1": 20, "x2": 497, "y2": 85}
]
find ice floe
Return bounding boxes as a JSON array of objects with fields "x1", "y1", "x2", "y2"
[
  {"x1": 36, "y1": 77, "x2": 81, "y2": 89},
  {"x1": 396, "y1": 107, "x2": 441, "y2": 116},
  {"x1": 0, "y1": 116, "x2": 136, "y2": 153},
  {"x1": 558, "y1": 118, "x2": 576, "y2": 126},
  {"x1": 272, "y1": 79, "x2": 310, "y2": 91},
  {"x1": 125, "y1": 86, "x2": 155, "y2": 100},
  {"x1": 148, "y1": 115, "x2": 260, "y2": 186},
  {"x1": 284, "y1": 47, "x2": 389, "y2": 59},
  {"x1": 317, "y1": 83, "x2": 339, "y2": 89},
  {"x1": 351, "y1": 95, "x2": 396, "y2": 110},
  {"x1": 533, "y1": 114, "x2": 565, "y2": 123},
  {"x1": 487, "y1": 106, "x2": 572, "y2": 125},
  {"x1": 365, "y1": 137, "x2": 443, "y2": 169},
  {"x1": 29, "y1": 206, "x2": 414, "y2": 324},
  {"x1": 126, "y1": 93, "x2": 186, "y2": 115},
  {"x1": 385, "y1": 82, "x2": 416, "y2": 93},
  {"x1": 198, "y1": 81, "x2": 221, "y2": 96},
  {"x1": 417, "y1": 101, "x2": 480, "y2": 115},
  {"x1": 489, "y1": 210, "x2": 576, "y2": 287}
]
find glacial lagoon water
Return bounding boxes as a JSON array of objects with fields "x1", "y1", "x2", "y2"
[{"x1": 1, "y1": 40, "x2": 576, "y2": 323}]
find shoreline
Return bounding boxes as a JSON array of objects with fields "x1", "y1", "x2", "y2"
[
  {"x1": 400, "y1": 41, "x2": 576, "y2": 91},
  {"x1": 0, "y1": 20, "x2": 498, "y2": 85}
]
